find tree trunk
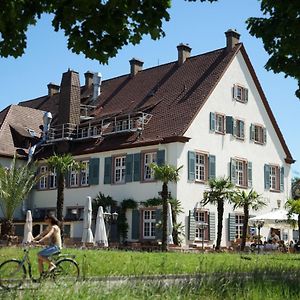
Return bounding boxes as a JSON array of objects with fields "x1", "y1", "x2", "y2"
[
  {"x1": 56, "y1": 172, "x2": 65, "y2": 241},
  {"x1": 161, "y1": 182, "x2": 168, "y2": 251},
  {"x1": 215, "y1": 200, "x2": 224, "y2": 250},
  {"x1": 171, "y1": 209, "x2": 178, "y2": 245},
  {"x1": 0, "y1": 218, "x2": 15, "y2": 243},
  {"x1": 298, "y1": 214, "x2": 300, "y2": 242},
  {"x1": 241, "y1": 204, "x2": 249, "y2": 252}
]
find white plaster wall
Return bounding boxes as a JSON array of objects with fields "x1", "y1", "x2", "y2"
[{"x1": 176, "y1": 51, "x2": 292, "y2": 246}]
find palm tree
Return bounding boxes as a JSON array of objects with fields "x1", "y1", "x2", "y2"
[
  {"x1": 291, "y1": 177, "x2": 300, "y2": 200},
  {"x1": 201, "y1": 177, "x2": 234, "y2": 250},
  {"x1": 285, "y1": 199, "x2": 300, "y2": 241},
  {"x1": 0, "y1": 156, "x2": 38, "y2": 239},
  {"x1": 47, "y1": 154, "x2": 81, "y2": 223},
  {"x1": 232, "y1": 189, "x2": 266, "y2": 251},
  {"x1": 151, "y1": 164, "x2": 182, "y2": 251}
]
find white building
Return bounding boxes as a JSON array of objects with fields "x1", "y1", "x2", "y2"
[{"x1": 0, "y1": 30, "x2": 295, "y2": 246}]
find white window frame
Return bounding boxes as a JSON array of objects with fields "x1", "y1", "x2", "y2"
[
  {"x1": 270, "y1": 165, "x2": 279, "y2": 191},
  {"x1": 235, "y1": 214, "x2": 244, "y2": 239},
  {"x1": 236, "y1": 160, "x2": 246, "y2": 187},
  {"x1": 254, "y1": 125, "x2": 264, "y2": 144},
  {"x1": 70, "y1": 167, "x2": 79, "y2": 187},
  {"x1": 143, "y1": 210, "x2": 156, "y2": 239},
  {"x1": 49, "y1": 167, "x2": 57, "y2": 189},
  {"x1": 114, "y1": 156, "x2": 126, "y2": 184},
  {"x1": 234, "y1": 84, "x2": 248, "y2": 103},
  {"x1": 143, "y1": 152, "x2": 157, "y2": 181},
  {"x1": 81, "y1": 161, "x2": 89, "y2": 186},
  {"x1": 39, "y1": 166, "x2": 48, "y2": 190},
  {"x1": 195, "y1": 153, "x2": 207, "y2": 182},
  {"x1": 235, "y1": 119, "x2": 245, "y2": 140},
  {"x1": 215, "y1": 113, "x2": 225, "y2": 134}
]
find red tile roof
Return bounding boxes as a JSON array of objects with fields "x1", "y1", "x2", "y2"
[{"x1": 2, "y1": 44, "x2": 294, "y2": 163}]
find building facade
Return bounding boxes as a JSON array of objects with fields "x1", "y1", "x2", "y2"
[{"x1": 0, "y1": 30, "x2": 295, "y2": 246}]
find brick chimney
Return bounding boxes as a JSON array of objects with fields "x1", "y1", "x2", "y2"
[
  {"x1": 47, "y1": 83, "x2": 59, "y2": 96},
  {"x1": 84, "y1": 71, "x2": 94, "y2": 88},
  {"x1": 177, "y1": 43, "x2": 192, "y2": 66},
  {"x1": 129, "y1": 58, "x2": 144, "y2": 77},
  {"x1": 57, "y1": 69, "x2": 81, "y2": 125},
  {"x1": 225, "y1": 29, "x2": 240, "y2": 51}
]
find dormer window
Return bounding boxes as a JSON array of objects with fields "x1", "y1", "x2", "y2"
[{"x1": 233, "y1": 84, "x2": 248, "y2": 103}]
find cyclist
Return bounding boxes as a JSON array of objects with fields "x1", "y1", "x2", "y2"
[{"x1": 33, "y1": 213, "x2": 62, "y2": 276}]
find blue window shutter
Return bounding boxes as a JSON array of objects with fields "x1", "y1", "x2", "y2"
[
  {"x1": 188, "y1": 210, "x2": 196, "y2": 240},
  {"x1": 104, "y1": 157, "x2": 112, "y2": 184},
  {"x1": 155, "y1": 209, "x2": 162, "y2": 240},
  {"x1": 131, "y1": 209, "x2": 140, "y2": 240},
  {"x1": 244, "y1": 88, "x2": 249, "y2": 103},
  {"x1": 247, "y1": 161, "x2": 252, "y2": 188},
  {"x1": 240, "y1": 121, "x2": 245, "y2": 139},
  {"x1": 133, "y1": 153, "x2": 141, "y2": 182},
  {"x1": 264, "y1": 164, "x2": 270, "y2": 190},
  {"x1": 263, "y1": 128, "x2": 267, "y2": 144},
  {"x1": 89, "y1": 158, "x2": 99, "y2": 185},
  {"x1": 210, "y1": 112, "x2": 216, "y2": 131},
  {"x1": 209, "y1": 212, "x2": 216, "y2": 241},
  {"x1": 230, "y1": 158, "x2": 236, "y2": 184},
  {"x1": 250, "y1": 124, "x2": 255, "y2": 141},
  {"x1": 228, "y1": 213, "x2": 236, "y2": 241},
  {"x1": 157, "y1": 150, "x2": 165, "y2": 166},
  {"x1": 125, "y1": 154, "x2": 134, "y2": 183},
  {"x1": 208, "y1": 155, "x2": 216, "y2": 180},
  {"x1": 188, "y1": 151, "x2": 196, "y2": 181},
  {"x1": 233, "y1": 85, "x2": 238, "y2": 99},
  {"x1": 280, "y1": 167, "x2": 284, "y2": 192},
  {"x1": 226, "y1": 116, "x2": 234, "y2": 134}
]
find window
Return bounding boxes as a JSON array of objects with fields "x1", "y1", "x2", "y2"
[
  {"x1": 70, "y1": 167, "x2": 79, "y2": 187},
  {"x1": 235, "y1": 214, "x2": 244, "y2": 239},
  {"x1": 49, "y1": 168, "x2": 57, "y2": 189},
  {"x1": 270, "y1": 166, "x2": 279, "y2": 191},
  {"x1": 216, "y1": 114, "x2": 225, "y2": 134},
  {"x1": 114, "y1": 156, "x2": 126, "y2": 183},
  {"x1": 66, "y1": 207, "x2": 84, "y2": 221},
  {"x1": 81, "y1": 161, "x2": 89, "y2": 186},
  {"x1": 195, "y1": 211, "x2": 206, "y2": 223},
  {"x1": 143, "y1": 210, "x2": 156, "y2": 239},
  {"x1": 233, "y1": 84, "x2": 248, "y2": 103},
  {"x1": 194, "y1": 210, "x2": 208, "y2": 240},
  {"x1": 234, "y1": 119, "x2": 245, "y2": 140},
  {"x1": 251, "y1": 124, "x2": 266, "y2": 144},
  {"x1": 81, "y1": 128, "x2": 88, "y2": 138},
  {"x1": 39, "y1": 166, "x2": 48, "y2": 189},
  {"x1": 144, "y1": 152, "x2": 157, "y2": 180},
  {"x1": 195, "y1": 153, "x2": 207, "y2": 182},
  {"x1": 236, "y1": 160, "x2": 246, "y2": 187}
]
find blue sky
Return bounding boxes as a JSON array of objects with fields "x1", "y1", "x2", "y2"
[{"x1": 0, "y1": 0, "x2": 299, "y2": 175}]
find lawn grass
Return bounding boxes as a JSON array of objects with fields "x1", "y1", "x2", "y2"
[
  {"x1": 0, "y1": 246, "x2": 300, "y2": 277},
  {"x1": 1, "y1": 247, "x2": 300, "y2": 299}
]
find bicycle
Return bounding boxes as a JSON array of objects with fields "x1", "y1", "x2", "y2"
[{"x1": 0, "y1": 244, "x2": 80, "y2": 290}]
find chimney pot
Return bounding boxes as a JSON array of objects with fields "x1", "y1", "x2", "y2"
[
  {"x1": 177, "y1": 43, "x2": 192, "y2": 65},
  {"x1": 84, "y1": 71, "x2": 94, "y2": 88},
  {"x1": 47, "y1": 83, "x2": 60, "y2": 96},
  {"x1": 129, "y1": 58, "x2": 144, "y2": 77},
  {"x1": 225, "y1": 29, "x2": 240, "y2": 51}
]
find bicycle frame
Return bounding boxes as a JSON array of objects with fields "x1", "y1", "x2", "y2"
[{"x1": 19, "y1": 247, "x2": 37, "y2": 282}]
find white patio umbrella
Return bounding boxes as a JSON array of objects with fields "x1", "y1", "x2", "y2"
[
  {"x1": 22, "y1": 210, "x2": 33, "y2": 244},
  {"x1": 167, "y1": 202, "x2": 174, "y2": 245},
  {"x1": 249, "y1": 209, "x2": 298, "y2": 228},
  {"x1": 94, "y1": 206, "x2": 108, "y2": 247},
  {"x1": 82, "y1": 196, "x2": 94, "y2": 244}
]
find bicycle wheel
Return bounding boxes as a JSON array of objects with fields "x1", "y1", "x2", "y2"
[
  {"x1": 0, "y1": 259, "x2": 26, "y2": 290},
  {"x1": 53, "y1": 258, "x2": 79, "y2": 286}
]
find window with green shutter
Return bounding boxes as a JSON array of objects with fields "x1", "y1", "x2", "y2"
[
  {"x1": 226, "y1": 116, "x2": 234, "y2": 134},
  {"x1": 230, "y1": 158, "x2": 237, "y2": 184},
  {"x1": 188, "y1": 151, "x2": 196, "y2": 181},
  {"x1": 188, "y1": 210, "x2": 196, "y2": 241},
  {"x1": 104, "y1": 157, "x2": 112, "y2": 184},
  {"x1": 208, "y1": 155, "x2": 216, "y2": 180},
  {"x1": 247, "y1": 161, "x2": 252, "y2": 188},
  {"x1": 89, "y1": 158, "x2": 99, "y2": 185},
  {"x1": 209, "y1": 112, "x2": 215, "y2": 131},
  {"x1": 157, "y1": 150, "x2": 165, "y2": 166},
  {"x1": 280, "y1": 167, "x2": 284, "y2": 192},
  {"x1": 131, "y1": 209, "x2": 140, "y2": 240},
  {"x1": 209, "y1": 212, "x2": 216, "y2": 241},
  {"x1": 133, "y1": 153, "x2": 141, "y2": 182},
  {"x1": 228, "y1": 213, "x2": 236, "y2": 241},
  {"x1": 125, "y1": 154, "x2": 134, "y2": 183},
  {"x1": 264, "y1": 164, "x2": 271, "y2": 190}
]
